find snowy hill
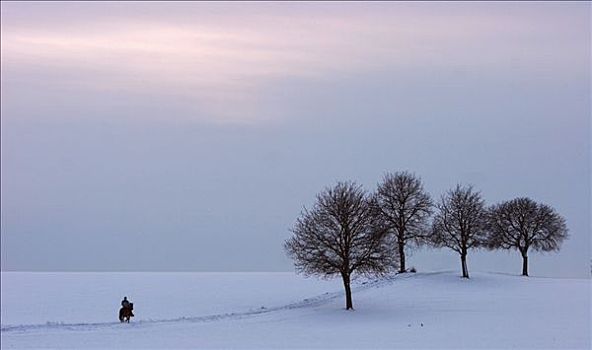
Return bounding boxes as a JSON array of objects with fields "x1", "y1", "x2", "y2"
[{"x1": 1, "y1": 271, "x2": 590, "y2": 349}]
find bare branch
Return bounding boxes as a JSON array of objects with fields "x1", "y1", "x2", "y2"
[{"x1": 284, "y1": 181, "x2": 398, "y2": 309}]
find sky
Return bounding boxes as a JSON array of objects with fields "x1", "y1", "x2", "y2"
[{"x1": 1, "y1": 1, "x2": 590, "y2": 278}]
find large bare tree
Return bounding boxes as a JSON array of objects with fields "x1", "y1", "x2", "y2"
[
  {"x1": 430, "y1": 185, "x2": 487, "y2": 278},
  {"x1": 375, "y1": 171, "x2": 433, "y2": 273},
  {"x1": 486, "y1": 197, "x2": 568, "y2": 276},
  {"x1": 284, "y1": 181, "x2": 397, "y2": 310}
]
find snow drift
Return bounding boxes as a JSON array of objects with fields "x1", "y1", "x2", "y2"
[{"x1": 1, "y1": 271, "x2": 590, "y2": 349}]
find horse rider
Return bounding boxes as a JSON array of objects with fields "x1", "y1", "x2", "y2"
[{"x1": 121, "y1": 296, "x2": 131, "y2": 309}]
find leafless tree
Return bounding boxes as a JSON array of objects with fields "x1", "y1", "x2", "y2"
[
  {"x1": 284, "y1": 181, "x2": 397, "y2": 310},
  {"x1": 486, "y1": 197, "x2": 568, "y2": 276},
  {"x1": 375, "y1": 171, "x2": 433, "y2": 273},
  {"x1": 429, "y1": 185, "x2": 487, "y2": 278}
]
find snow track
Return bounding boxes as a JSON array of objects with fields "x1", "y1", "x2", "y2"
[
  {"x1": 1, "y1": 273, "x2": 409, "y2": 334},
  {"x1": 2, "y1": 272, "x2": 589, "y2": 349}
]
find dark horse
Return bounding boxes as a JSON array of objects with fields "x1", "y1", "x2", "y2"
[{"x1": 119, "y1": 303, "x2": 134, "y2": 323}]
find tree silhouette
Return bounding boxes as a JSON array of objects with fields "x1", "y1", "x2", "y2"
[
  {"x1": 284, "y1": 181, "x2": 397, "y2": 309},
  {"x1": 486, "y1": 197, "x2": 568, "y2": 276},
  {"x1": 429, "y1": 185, "x2": 487, "y2": 278},
  {"x1": 375, "y1": 171, "x2": 432, "y2": 273}
]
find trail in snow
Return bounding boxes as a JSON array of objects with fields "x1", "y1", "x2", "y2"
[{"x1": 1, "y1": 272, "x2": 420, "y2": 334}]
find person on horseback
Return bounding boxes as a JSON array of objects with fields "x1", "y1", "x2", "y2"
[{"x1": 119, "y1": 296, "x2": 134, "y2": 322}]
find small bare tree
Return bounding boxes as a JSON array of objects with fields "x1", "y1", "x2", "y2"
[
  {"x1": 486, "y1": 197, "x2": 568, "y2": 276},
  {"x1": 375, "y1": 171, "x2": 433, "y2": 273},
  {"x1": 284, "y1": 181, "x2": 397, "y2": 310},
  {"x1": 430, "y1": 185, "x2": 487, "y2": 278}
]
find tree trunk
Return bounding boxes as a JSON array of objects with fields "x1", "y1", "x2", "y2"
[
  {"x1": 341, "y1": 272, "x2": 353, "y2": 310},
  {"x1": 522, "y1": 253, "x2": 529, "y2": 276},
  {"x1": 398, "y1": 241, "x2": 406, "y2": 273},
  {"x1": 461, "y1": 253, "x2": 469, "y2": 279}
]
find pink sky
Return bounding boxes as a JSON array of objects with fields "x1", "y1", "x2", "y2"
[
  {"x1": 1, "y1": 2, "x2": 590, "y2": 276},
  {"x1": 2, "y1": 2, "x2": 588, "y2": 124}
]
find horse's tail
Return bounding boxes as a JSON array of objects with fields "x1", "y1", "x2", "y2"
[{"x1": 118, "y1": 308, "x2": 124, "y2": 322}]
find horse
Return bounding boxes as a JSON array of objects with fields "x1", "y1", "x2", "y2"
[{"x1": 119, "y1": 303, "x2": 134, "y2": 323}]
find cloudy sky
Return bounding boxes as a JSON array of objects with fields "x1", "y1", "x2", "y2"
[{"x1": 1, "y1": 2, "x2": 589, "y2": 277}]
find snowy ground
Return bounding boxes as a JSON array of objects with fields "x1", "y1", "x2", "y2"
[{"x1": 1, "y1": 271, "x2": 590, "y2": 349}]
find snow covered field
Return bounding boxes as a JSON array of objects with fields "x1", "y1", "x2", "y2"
[{"x1": 1, "y1": 271, "x2": 590, "y2": 349}]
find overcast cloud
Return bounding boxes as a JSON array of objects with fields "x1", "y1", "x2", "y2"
[{"x1": 1, "y1": 2, "x2": 589, "y2": 277}]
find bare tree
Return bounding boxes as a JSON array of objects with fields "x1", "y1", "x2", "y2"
[
  {"x1": 486, "y1": 197, "x2": 568, "y2": 276},
  {"x1": 375, "y1": 171, "x2": 433, "y2": 273},
  {"x1": 429, "y1": 185, "x2": 487, "y2": 278},
  {"x1": 284, "y1": 181, "x2": 397, "y2": 310}
]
